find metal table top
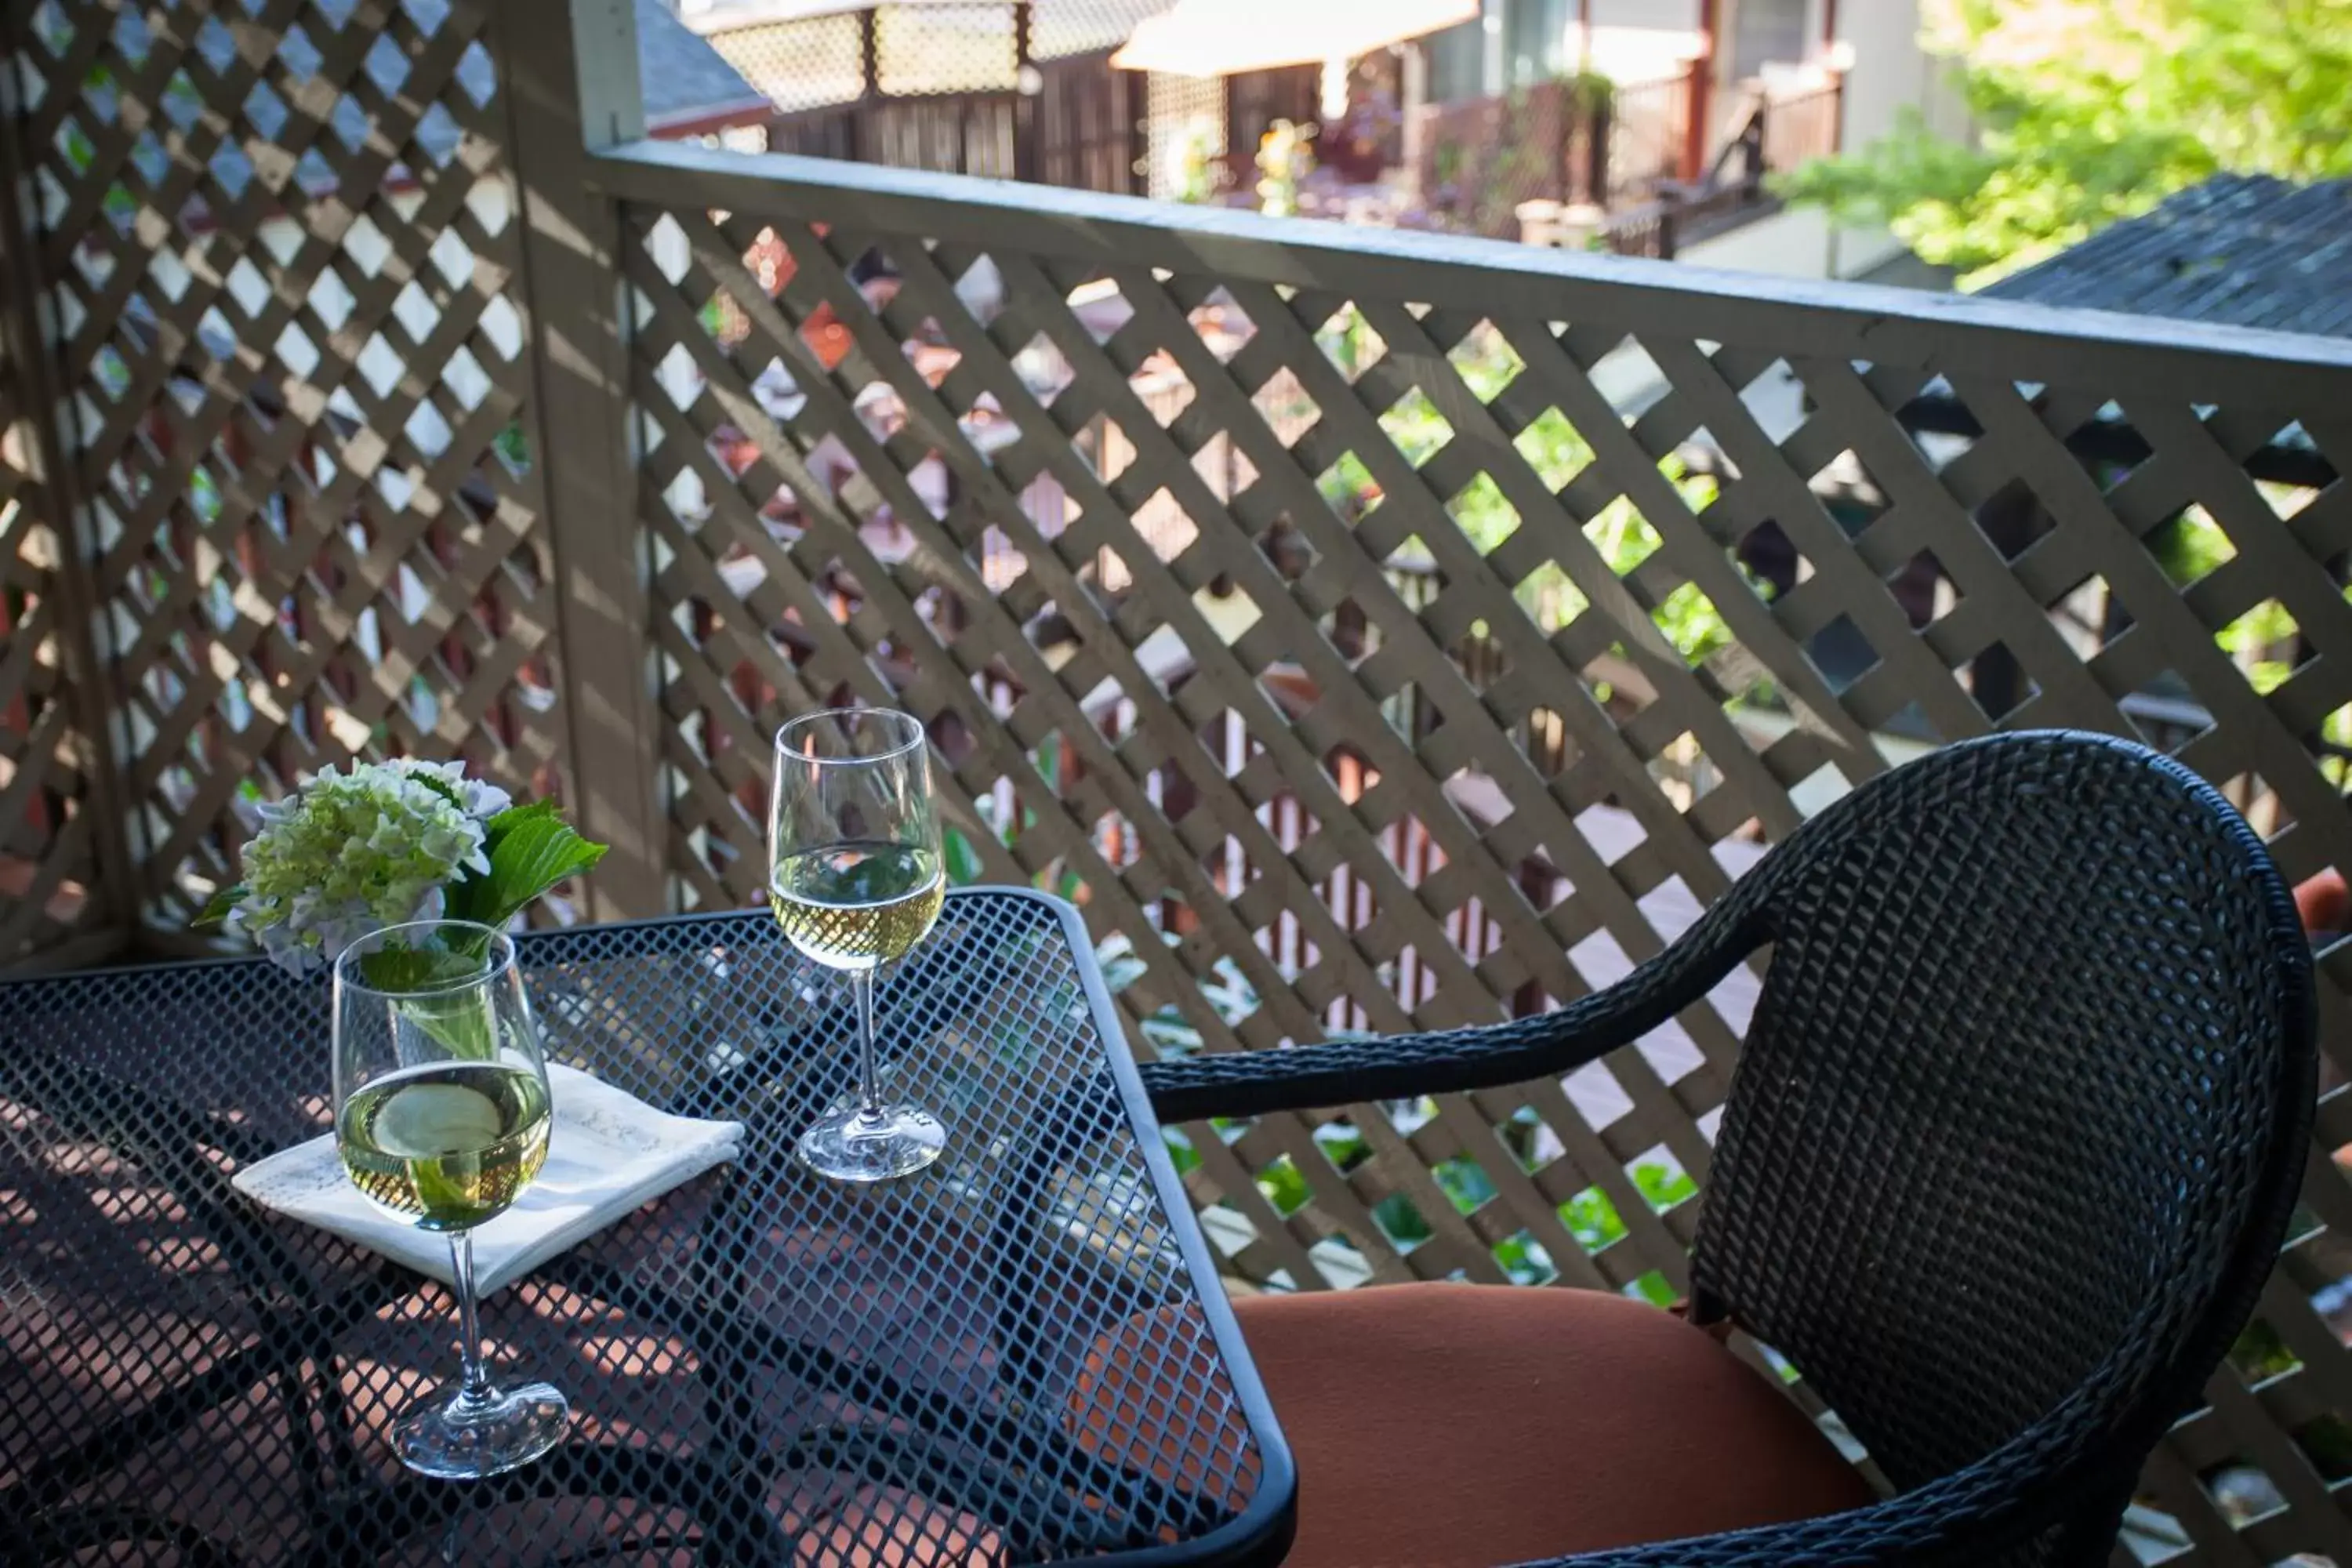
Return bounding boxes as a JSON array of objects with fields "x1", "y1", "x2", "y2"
[{"x1": 0, "y1": 890, "x2": 1293, "y2": 1566}]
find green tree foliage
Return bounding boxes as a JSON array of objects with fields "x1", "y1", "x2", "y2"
[{"x1": 1780, "y1": 0, "x2": 2352, "y2": 286}]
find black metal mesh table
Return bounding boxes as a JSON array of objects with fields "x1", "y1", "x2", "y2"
[{"x1": 0, "y1": 890, "x2": 1293, "y2": 1566}]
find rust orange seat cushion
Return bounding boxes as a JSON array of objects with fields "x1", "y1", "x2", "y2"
[{"x1": 1232, "y1": 1283, "x2": 1875, "y2": 1568}]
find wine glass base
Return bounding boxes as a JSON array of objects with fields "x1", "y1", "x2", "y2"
[
  {"x1": 797, "y1": 1105, "x2": 946, "y2": 1181},
  {"x1": 392, "y1": 1380, "x2": 570, "y2": 1479}
]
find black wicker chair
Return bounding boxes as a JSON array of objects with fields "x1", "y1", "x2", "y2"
[{"x1": 1140, "y1": 731, "x2": 2317, "y2": 1566}]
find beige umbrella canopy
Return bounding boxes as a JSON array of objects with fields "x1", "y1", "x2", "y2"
[{"x1": 1110, "y1": 0, "x2": 1477, "y2": 76}]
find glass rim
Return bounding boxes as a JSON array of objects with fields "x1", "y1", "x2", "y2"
[
  {"x1": 331, "y1": 919, "x2": 517, "y2": 998},
  {"x1": 773, "y1": 706, "x2": 926, "y2": 766}
]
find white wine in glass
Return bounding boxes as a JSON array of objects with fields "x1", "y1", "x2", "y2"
[
  {"x1": 770, "y1": 841, "x2": 945, "y2": 969},
  {"x1": 770, "y1": 709, "x2": 949, "y2": 1181},
  {"x1": 339, "y1": 1062, "x2": 553, "y2": 1230},
  {"x1": 332, "y1": 920, "x2": 568, "y2": 1479}
]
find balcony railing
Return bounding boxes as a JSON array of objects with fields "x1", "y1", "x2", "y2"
[
  {"x1": 4, "y1": 3, "x2": 2352, "y2": 1561},
  {"x1": 1604, "y1": 80, "x2": 1845, "y2": 259},
  {"x1": 1413, "y1": 71, "x2": 1842, "y2": 249}
]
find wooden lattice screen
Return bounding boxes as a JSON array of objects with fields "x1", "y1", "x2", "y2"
[
  {"x1": 0, "y1": 0, "x2": 583, "y2": 938},
  {"x1": 595, "y1": 141, "x2": 2352, "y2": 1562},
  {"x1": 0, "y1": 149, "x2": 115, "y2": 967},
  {"x1": 11, "y1": 3, "x2": 2352, "y2": 1562}
]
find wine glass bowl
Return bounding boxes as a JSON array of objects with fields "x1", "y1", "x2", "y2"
[
  {"x1": 332, "y1": 920, "x2": 569, "y2": 1479},
  {"x1": 771, "y1": 707, "x2": 949, "y2": 1181},
  {"x1": 769, "y1": 840, "x2": 946, "y2": 973},
  {"x1": 339, "y1": 1057, "x2": 550, "y2": 1232}
]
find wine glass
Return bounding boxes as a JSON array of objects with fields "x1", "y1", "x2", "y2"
[
  {"x1": 770, "y1": 707, "x2": 949, "y2": 1181},
  {"x1": 332, "y1": 919, "x2": 568, "y2": 1478}
]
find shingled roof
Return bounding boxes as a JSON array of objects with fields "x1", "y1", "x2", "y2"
[
  {"x1": 637, "y1": 0, "x2": 775, "y2": 136},
  {"x1": 1984, "y1": 173, "x2": 2352, "y2": 338}
]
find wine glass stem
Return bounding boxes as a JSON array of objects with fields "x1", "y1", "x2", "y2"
[
  {"x1": 448, "y1": 1229, "x2": 494, "y2": 1411},
  {"x1": 852, "y1": 966, "x2": 884, "y2": 1123}
]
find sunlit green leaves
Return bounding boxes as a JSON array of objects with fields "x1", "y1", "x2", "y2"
[
  {"x1": 1780, "y1": 0, "x2": 2352, "y2": 285},
  {"x1": 1560, "y1": 1187, "x2": 1630, "y2": 1252},
  {"x1": 442, "y1": 802, "x2": 607, "y2": 928},
  {"x1": 1631, "y1": 1157, "x2": 1699, "y2": 1212}
]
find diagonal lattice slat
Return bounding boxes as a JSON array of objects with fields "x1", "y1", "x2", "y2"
[
  {"x1": 0, "y1": 270, "x2": 107, "y2": 962},
  {"x1": 607, "y1": 145, "x2": 2352, "y2": 1562},
  {"x1": 0, "y1": 16, "x2": 118, "y2": 968},
  {"x1": 13, "y1": 9, "x2": 2352, "y2": 1555},
  {"x1": 7, "y1": 0, "x2": 571, "y2": 931}
]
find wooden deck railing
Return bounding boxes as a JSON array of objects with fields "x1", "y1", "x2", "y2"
[
  {"x1": 1604, "y1": 78, "x2": 1844, "y2": 259},
  {"x1": 5, "y1": 3, "x2": 2352, "y2": 1559},
  {"x1": 1411, "y1": 71, "x2": 1693, "y2": 241},
  {"x1": 1760, "y1": 79, "x2": 1842, "y2": 177},
  {"x1": 1603, "y1": 70, "x2": 1694, "y2": 203}
]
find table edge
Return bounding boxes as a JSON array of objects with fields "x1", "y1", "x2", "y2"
[{"x1": 1022, "y1": 888, "x2": 1299, "y2": 1568}]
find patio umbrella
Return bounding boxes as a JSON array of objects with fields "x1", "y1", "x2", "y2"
[{"x1": 1109, "y1": 0, "x2": 1478, "y2": 76}]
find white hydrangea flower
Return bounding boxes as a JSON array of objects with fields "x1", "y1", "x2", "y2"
[
  {"x1": 386, "y1": 756, "x2": 512, "y2": 821},
  {"x1": 228, "y1": 760, "x2": 492, "y2": 975}
]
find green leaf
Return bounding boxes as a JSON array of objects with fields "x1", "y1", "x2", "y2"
[
  {"x1": 942, "y1": 825, "x2": 984, "y2": 884},
  {"x1": 1631, "y1": 1160, "x2": 1700, "y2": 1213},
  {"x1": 485, "y1": 800, "x2": 562, "y2": 836},
  {"x1": 1311, "y1": 1121, "x2": 1370, "y2": 1172},
  {"x1": 1431, "y1": 1154, "x2": 1497, "y2": 1216},
  {"x1": 1559, "y1": 1188, "x2": 1629, "y2": 1254},
  {"x1": 438, "y1": 802, "x2": 599, "y2": 925},
  {"x1": 192, "y1": 884, "x2": 246, "y2": 929},
  {"x1": 1254, "y1": 1154, "x2": 1311, "y2": 1216},
  {"x1": 1628, "y1": 1269, "x2": 1678, "y2": 1309},
  {"x1": 411, "y1": 1160, "x2": 484, "y2": 1213},
  {"x1": 358, "y1": 942, "x2": 502, "y2": 1061},
  {"x1": 1371, "y1": 1191, "x2": 1432, "y2": 1247},
  {"x1": 358, "y1": 942, "x2": 493, "y2": 994},
  {"x1": 467, "y1": 813, "x2": 608, "y2": 927}
]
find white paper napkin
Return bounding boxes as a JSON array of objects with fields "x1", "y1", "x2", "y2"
[{"x1": 231, "y1": 1063, "x2": 743, "y2": 1294}]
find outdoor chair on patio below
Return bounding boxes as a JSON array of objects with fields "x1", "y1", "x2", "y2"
[{"x1": 1138, "y1": 730, "x2": 2317, "y2": 1567}]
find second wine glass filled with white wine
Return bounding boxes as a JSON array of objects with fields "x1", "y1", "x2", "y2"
[{"x1": 770, "y1": 707, "x2": 949, "y2": 1181}]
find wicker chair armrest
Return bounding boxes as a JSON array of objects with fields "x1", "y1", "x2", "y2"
[{"x1": 1137, "y1": 906, "x2": 1760, "y2": 1123}]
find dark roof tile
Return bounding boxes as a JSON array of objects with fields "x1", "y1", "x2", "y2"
[{"x1": 1986, "y1": 173, "x2": 2352, "y2": 339}]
